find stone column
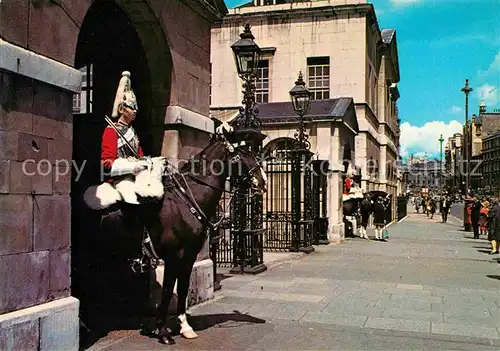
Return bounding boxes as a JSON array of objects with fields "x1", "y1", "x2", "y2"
[
  {"x1": 154, "y1": 105, "x2": 215, "y2": 309},
  {"x1": 325, "y1": 125, "x2": 344, "y2": 243},
  {"x1": 379, "y1": 144, "x2": 387, "y2": 192},
  {"x1": 355, "y1": 133, "x2": 369, "y2": 191}
]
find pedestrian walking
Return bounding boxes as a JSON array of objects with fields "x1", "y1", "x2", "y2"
[
  {"x1": 440, "y1": 195, "x2": 450, "y2": 223},
  {"x1": 425, "y1": 197, "x2": 431, "y2": 217},
  {"x1": 479, "y1": 200, "x2": 490, "y2": 236},
  {"x1": 488, "y1": 198, "x2": 500, "y2": 255},
  {"x1": 415, "y1": 196, "x2": 421, "y2": 213},
  {"x1": 429, "y1": 199, "x2": 436, "y2": 219},
  {"x1": 471, "y1": 197, "x2": 482, "y2": 239},
  {"x1": 372, "y1": 197, "x2": 387, "y2": 241}
]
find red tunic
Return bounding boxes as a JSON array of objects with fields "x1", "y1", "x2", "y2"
[
  {"x1": 344, "y1": 177, "x2": 353, "y2": 195},
  {"x1": 101, "y1": 125, "x2": 144, "y2": 177}
]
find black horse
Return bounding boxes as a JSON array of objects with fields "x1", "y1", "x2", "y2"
[{"x1": 98, "y1": 133, "x2": 267, "y2": 345}]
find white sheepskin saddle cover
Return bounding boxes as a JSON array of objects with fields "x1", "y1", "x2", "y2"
[
  {"x1": 83, "y1": 156, "x2": 167, "y2": 210},
  {"x1": 342, "y1": 186, "x2": 364, "y2": 202}
]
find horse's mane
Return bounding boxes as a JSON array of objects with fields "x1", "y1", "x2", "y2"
[{"x1": 179, "y1": 139, "x2": 226, "y2": 174}]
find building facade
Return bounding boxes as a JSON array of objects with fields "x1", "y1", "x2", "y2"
[
  {"x1": 402, "y1": 159, "x2": 446, "y2": 193},
  {"x1": 210, "y1": 0, "x2": 402, "y2": 233},
  {"x1": 0, "y1": 0, "x2": 226, "y2": 348},
  {"x1": 445, "y1": 133, "x2": 465, "y2": 194},
  {"x1": 468, "y1": 102, "x2": 500, "y2": 193},
  {"x1": 481, "y1": 132, "x2": 500, "y2": 196}
]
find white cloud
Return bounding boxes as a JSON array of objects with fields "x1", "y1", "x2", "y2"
[
  {"x1": 399, "y1": 120, "x2": 463, "y2": 157},
  {"x1": 475, "y1": 84, "x2": 499, "y2": 107},
  {"x1": 449, "y1": 105, "x2": 462, "y2": 114},
  {"x1": 479, "y1": 50, "x2": 500, "y2": 77}
]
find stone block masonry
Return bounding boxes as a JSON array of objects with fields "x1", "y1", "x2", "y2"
[
  {"x1": 0, "y1": 39, "x2": 81, "y2": 349},
  {"x1": 0, "y1": 70, "x2": 74, "y2": 315}
]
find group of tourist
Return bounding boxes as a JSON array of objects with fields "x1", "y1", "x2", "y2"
[
  {"x1": 467, "y1": 196, "x2": 500, "y2": 255},
  {"x1": 412, "y1": 194, "x2": 452, "y2": 223},
  {"x1": 412, "y1": 192, "x2": 499, "y2": 255}
]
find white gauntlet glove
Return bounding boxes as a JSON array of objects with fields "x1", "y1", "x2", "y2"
[{"x1": 110, "y1": 158, "x2": 149, "y2": 177}]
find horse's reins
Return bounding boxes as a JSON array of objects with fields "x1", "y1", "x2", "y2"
[
  {"x1": 166, "y1": 156, "x2": 261, "y2": 231},
  {"x1": 167, "y1": 163, "x2": 233, "y2": 231}
]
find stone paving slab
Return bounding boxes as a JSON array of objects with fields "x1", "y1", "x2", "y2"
[
  {"x1": 364, "y1": 316, "x2": 431, "y2": 333},
  {"x1": 432, "y1": 322, "x2": 500, "y2": 339},
  {"x1": 300, "y1": 311, "x2": 368, "y2": 327},
  {"x1": 381, "y1": 308, "x2": 444, "y2": 323},
  {"x1": 374, "y1": 297, "x2": 432, "y2": 312},
  {"x1": 288, "y1": 282, "x2": 340, "y2": 295},
  {"x1": 321, "y1": 305, "x2": 385, "y2": 318},
  {"x1": 389, "y1": 293, "x2": 444, "y2": 304}
]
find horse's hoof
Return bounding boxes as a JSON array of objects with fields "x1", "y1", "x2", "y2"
[
  {"x1": 159, "y1": 335, "x2": 176, "y2": 345},
  {"x1": 181, "y1": 329, "x2": 199, "y2": 339}
]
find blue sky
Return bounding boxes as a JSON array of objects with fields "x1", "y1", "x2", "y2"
[{"x1": 223, "y1": 0, "x2": 500, "y2": 159}]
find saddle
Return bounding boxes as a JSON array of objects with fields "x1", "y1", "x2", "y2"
[{"x1": 84, "y1": 156, "x2": 167, "y2": 210}]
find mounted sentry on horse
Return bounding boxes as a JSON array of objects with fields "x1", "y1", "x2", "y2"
[{"x1": 83, "y1": 95, "x2": 268, "y2": 345}]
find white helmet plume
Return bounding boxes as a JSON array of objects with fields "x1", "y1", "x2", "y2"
[{"x1": 111, "y1": 71, "x2": 138, "y2": 117}]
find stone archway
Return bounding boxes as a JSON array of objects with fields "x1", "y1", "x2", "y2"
[{"x1": 70, "y1": 0, "x2": 173, "y2": 336}]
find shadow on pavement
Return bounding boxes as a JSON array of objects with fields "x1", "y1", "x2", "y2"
[
  {"x1": 477, "y1": 249, "x2": 492, "y2": 254},
  {"x1": 216, "y1": 273, "x2": 233, "y2": 283},
  {"x1": 79, "y1": 312, "x2": 144, "y2": 350},
  {"x1": 486, "y1": 275, "x2": 500, "y2": 280},
  {"x1": 138, "y1": 311, "x2": 266, "y2": 344},
  {"x1": 189, "y1": 310, "x2": 266, "y2": 332}
]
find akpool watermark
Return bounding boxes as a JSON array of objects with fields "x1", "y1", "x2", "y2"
[
  {"x1": 22, "y1": 159, "x2": 88, "y2": 182},
  {"x1": 19, "y1": 155, "x2": 485, "y2": 181}
]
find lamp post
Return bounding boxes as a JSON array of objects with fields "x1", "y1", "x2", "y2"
[
  {"x1": 288, "y1": 72, "x2": 314, "y2": 253},
  {"x1": 231, "y1": 23, "x2": 262, "y2": 131},
  {"x1": 461, "y1": 79, "x2": 472, "y2": 197},
  {"x1": 439, "y1": 134, "x2": 444, "y2": 190},
  {"x1": 289, "y1": 72, "x2": 312, "y2": 149},
  {"x1": 229, "y1": 23, "x2": 267, "y2": 275}
]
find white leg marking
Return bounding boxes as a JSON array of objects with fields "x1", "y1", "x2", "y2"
[
  {"x1": 178, "y1": 313, "x2": 198, "y2": 338},
  {"x1": 179, "y1": 313, "x2": 192, "y2": 333}
]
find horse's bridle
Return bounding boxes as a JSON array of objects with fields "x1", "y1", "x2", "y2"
[{"x1": 165, "y1": 148, "x2": 262, "y2": 231}]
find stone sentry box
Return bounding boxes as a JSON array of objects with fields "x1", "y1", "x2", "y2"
[{"x1": 0, "y1": 40, "x2": 81, "y2": 350}]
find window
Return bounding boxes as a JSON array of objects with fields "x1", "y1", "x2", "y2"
[
  {"x1": 255, "y1": 60, "x2": 269, "y2": 103},
  {"x1": 74, "y1": 64, "x2": 93, "y2": 114},
  {"x1": 72, "y1": 94, "x2": 81, "y2": 113},
  {"x1": 307, "y1": 57, "x2": 330, "y2": 100}
]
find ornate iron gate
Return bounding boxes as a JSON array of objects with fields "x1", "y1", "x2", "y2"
[
  {"x1": 263, "y1": 139, "x2": 315, "y2": 252},
  {"x1": 211, "y1": 181, "x2": 233, "y2": 267}
]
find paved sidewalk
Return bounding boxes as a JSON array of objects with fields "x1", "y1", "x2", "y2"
[{"x1": 89, "y1": 210, "x2": 500, "y2": 350}]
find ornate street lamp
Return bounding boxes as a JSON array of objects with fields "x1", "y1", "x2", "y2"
[
  {"x1": 289, "y1": 71, "x2": 312, "y2": 149},
  {"x1": 290, "y1": 71, "x2": 312, "y2": 116},
  {"x1": 231, "y1": 23, "x2": 261, "y2": 77},
  {"x1": 228, "y1": 24, "x2": 266, "y2": 275},
  {"x1": 288, "y1": 72, "x2": 314, "y2": 253},
  {"x1": 231, "y1": 23, "x2": 262, "y2": 131}
]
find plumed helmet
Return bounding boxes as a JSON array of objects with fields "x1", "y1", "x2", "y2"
[{"x1": 111, "y1": 71, "x2": 138, "y2": 117}]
